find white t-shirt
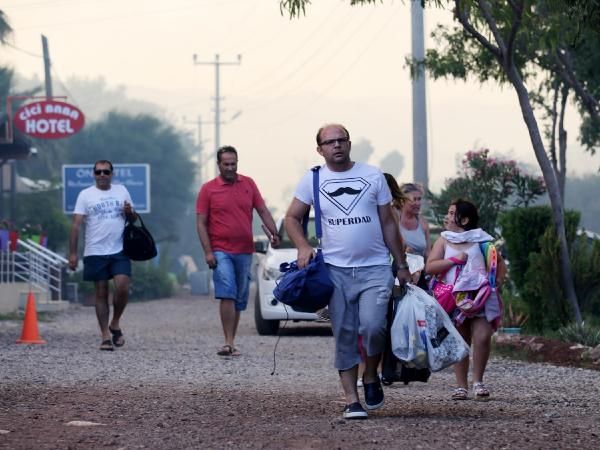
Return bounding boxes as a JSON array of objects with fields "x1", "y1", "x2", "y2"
[
  {"x1": 73, "y1": 184, "x2": 133, "y2": 256},
  {"x1": 294, "y1": 163, "x2": 392, "y2": 267}
]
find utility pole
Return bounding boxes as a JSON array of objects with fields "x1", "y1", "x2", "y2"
[
  {"x1": 184, "y1": 110, "x2": 241, "y2": 181},
  {"x1": 411, "y1": 0, "x2": 429, "y2": 190},
  {"x1": 192, "y1": 53, "x2": 241, "y2": 155},
  {"x1": 41, "y1": 35, "x2": 53, "y2": 98}
]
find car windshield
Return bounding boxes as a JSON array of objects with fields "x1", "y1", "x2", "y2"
[{"x1": 278, "y1": 218, "x2": 319, "y2": 249}]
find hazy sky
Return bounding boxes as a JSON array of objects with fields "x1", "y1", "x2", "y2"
[{"x1": 3, "y1": 0, "x2": 598, "y2": 215}]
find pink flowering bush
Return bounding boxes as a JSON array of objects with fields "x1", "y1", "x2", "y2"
[{"x1": 429, "y1": 149, "x2": 546, "y2": 234}]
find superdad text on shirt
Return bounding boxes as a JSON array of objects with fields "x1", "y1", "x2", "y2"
[{"x1": 327, "y1": 216, "x2": 372, "y2": 226}]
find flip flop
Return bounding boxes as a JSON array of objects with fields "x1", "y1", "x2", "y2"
[
  {"x1": 217, "y1": 345, "x2": 233, "y2": 356},
  {"x1": 109, "y1": 327, "x2": 125, "y2": 347},
  {"x1": 100, "y1": 339, "x2": 114, "y2": 351},
  {"x1": 231, "y1": 347, "x2": 241, "y2": 357}
]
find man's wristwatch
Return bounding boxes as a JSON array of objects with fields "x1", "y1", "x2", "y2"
[{"x1": 397, "y1": 261, "x2": 409, "y2": 270}]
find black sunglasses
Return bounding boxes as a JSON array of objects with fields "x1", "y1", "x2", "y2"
[{"x1": 94, "y1": 169, "x2": 112, "y2": 175}]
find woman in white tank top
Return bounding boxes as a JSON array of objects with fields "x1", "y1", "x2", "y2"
[
  {"x1": 397, "y1": 182, "x2": 430, "y2": 259},
  {"x1": 384, "y1": 175, "x2": 430, "y2": 287}
]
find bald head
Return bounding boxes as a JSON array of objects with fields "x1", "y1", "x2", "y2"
[{"x1": 316, "y1": 123, "x2": 350, "y2": 146}]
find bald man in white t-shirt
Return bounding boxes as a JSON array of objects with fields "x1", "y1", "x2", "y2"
[{"x1": 285, "y1": 124, "x2": 411, "y2": 420}]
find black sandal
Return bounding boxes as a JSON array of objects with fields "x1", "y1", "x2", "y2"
[
  {"x1": 100, "y1": 339, "x2": 114, "y2": 351},
  {"x1": 109, "y1": 327, "x2": 125, "y2": 347}
]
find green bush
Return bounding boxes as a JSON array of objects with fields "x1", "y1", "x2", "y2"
[
  {"x1": 499, "y1": 206, "x2": 553, "y2": 291},
  {"x1": 499, "y1": 206, "x2": 580, "y2": 291},
  {"x1": 523, "y1": 227, "x2": 572, "y2": 331},
  {"x1": 558, "y1": 323, "x2": 600, "y2": 347},
  {"x1": 571, "y1": 234, "x2": 600, "y2": 317},
  {"x1": 500, "y1": 206, "x2": 584, "y2": 332},
  {"x1": 130, "y1": 262, "x2": 174, "y2": 301},
  {"x1": 499, "y1": 280, "x2": 530, "y2": 329},
  {"x1": 15, "y1": 189, "x2": 70, "y2": 252}
]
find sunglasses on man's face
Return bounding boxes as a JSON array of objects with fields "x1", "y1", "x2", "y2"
[{"x1": 94, "y1": 169, "x2": 111, "y2": 176}]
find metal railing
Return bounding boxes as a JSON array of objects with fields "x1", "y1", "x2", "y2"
[{"x1": 0, "y1": 239, "x2": 68, "y2": 303}]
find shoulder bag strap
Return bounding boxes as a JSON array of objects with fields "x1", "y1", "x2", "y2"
[
  {"x1": 129, "y1": 214, "x2": 144, "y2": 228},
  {"x1": 310, "y1": 166, "x2": 322, "y2": 247}
]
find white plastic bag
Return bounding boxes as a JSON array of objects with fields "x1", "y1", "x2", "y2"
[
  {"x1": 392, "y1": 284, "x2": 470, "y2": 372},
  {"x1": 406, "y1": 253, "x2": 425, "y2": 274},
  {"x1": 390, "y1": 285, "x2": 429, "y2": 369}
]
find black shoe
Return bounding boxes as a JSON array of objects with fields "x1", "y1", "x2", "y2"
[
  {"x1": 363, "y1": 379, "x2": 384, "y2": 410},
  {"x1": 342, "y1": 402, "x2": 368, "y2": 419}
]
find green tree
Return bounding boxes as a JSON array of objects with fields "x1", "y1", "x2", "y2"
[
  {"x1": 429, "y1": 149, "x2": 545, "y2": 234},
  {"x1": 280, "y1": 0, "x2": 599, "y2": 324},
  {"x1": 14, "y1": 190, "x2": 70, "y2": 252},
  {"x1": 0, "y1": 9, "x2": 13, "y2": 44}
]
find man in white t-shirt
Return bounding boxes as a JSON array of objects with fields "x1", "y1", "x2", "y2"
[
  {"x1": 285, "y1": 124, "x2": 411, "y2": 420},
  {"x1": 69, "y1": 160, "x2": 137, "y2": 351}
]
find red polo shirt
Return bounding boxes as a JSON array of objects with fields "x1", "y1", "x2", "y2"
[{"x1": 196, "y1": 174, "x2": 265, "y2": 254}]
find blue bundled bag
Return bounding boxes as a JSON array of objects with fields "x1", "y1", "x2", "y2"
[
  {"x1": 273, "y1": 166, "x2": 334, "y2": 313},
  {"x1": 273, "y1": 249, "x2": 333, "y2": 313}
]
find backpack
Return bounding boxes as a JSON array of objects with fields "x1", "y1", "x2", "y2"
[{"x1": 453, "y1": 242, "x2": 498, "y2": 314}]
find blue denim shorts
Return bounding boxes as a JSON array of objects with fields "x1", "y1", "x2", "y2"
[
  {"x1": 212, "y1": 251, "x2": 253, "y2": 311},
  {"x1": 83, "y1": 251, "x2": 131, "y2": 281}
]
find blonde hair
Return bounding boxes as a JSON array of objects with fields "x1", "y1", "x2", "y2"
[{"x1": 399, "y1": 182, "x2": 424, "y2": 207}]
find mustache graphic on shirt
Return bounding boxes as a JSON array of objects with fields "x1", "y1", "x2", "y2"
[{"x1": 326, "y1": 186, "x2": 363, "y2": 197}]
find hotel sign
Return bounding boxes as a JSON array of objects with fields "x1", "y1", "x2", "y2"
[{"x1": 13, "y1": 100, "x2": 85, "y2": 139}]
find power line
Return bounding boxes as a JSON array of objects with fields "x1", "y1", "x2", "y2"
[
  {"x1": 13, "y1": 0, "x2": 227, "y2": 31},
  {"x1": 242, "y1": 7, "x2": 379, "y2": 113},
  {"x1": 50, "y1": 66, "x2": 80, "y2": 106},
  {"x1": 3, "y1": 0, "x2": 89, "y2": 9},
  {"x1": 4, "y1": 41, "x2": 42, "y2": 58},
  {"x1": 230, "y1": 1, "x2": 346, "y2": 96},
  {"x1": 254, "y1": 6, "x2": 401, "y2": 129}
]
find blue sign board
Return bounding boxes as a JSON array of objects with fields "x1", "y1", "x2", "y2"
[{"x1": 62, "y1": 163, "x2": 150, "y2": 214}]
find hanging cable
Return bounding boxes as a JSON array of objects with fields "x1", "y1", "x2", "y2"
[{"x1": 4, "y1": 42, "x2": 42, "y2": 58}]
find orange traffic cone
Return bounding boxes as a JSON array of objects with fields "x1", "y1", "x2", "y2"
[{"x1": 16, "y1": 291, "x2": 47, "y2": 345}]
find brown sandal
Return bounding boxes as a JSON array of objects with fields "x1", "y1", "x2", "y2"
[{"x1": 217, "y1": 345, "x2": 233, "y2": 356}]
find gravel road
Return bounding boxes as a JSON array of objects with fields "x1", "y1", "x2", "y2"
[{"x1": 1, "y1": 284, "x2": 599, "y2": 449}]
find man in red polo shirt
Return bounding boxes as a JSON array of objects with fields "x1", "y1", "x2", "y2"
[{"x1": 196, "y1": 146, "x2": 280, "y2": 356}]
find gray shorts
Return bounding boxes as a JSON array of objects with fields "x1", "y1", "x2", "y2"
[{"x1": 327, "y1": 265, "x2": 394, "y2": 370}]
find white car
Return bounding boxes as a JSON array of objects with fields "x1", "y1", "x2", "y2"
[{"x1": 253, "y1": 216, "x2": 320, "y2": 335}]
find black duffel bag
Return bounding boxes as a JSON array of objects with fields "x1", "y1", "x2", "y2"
[{"x1": 123, "y1": 215, "x2": 157, "y2": 261}]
